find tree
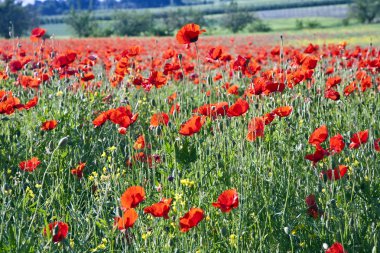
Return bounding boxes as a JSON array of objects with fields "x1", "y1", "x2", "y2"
[
  {"x1": 65, "y1": 10, "x2": 98, "y2": 37},
  {"x1": 114, "y1": 11, "x2": 154, "y2": 36},
  {"x1": 66, "y1": 0, "x2": 100, "y2": 10},
  {"x1": 350, "y1": 0, "x2": 380, "y2": 23},
  {"x1": 158, "y1": 9, "x2": 207, "y2": 36},
  {"x1": 223, "y1": 1, "x2": 255, "y2": 33},
  {"x1": 0, "y1": 0, "x2": 31, "y2": 38},
  {"x1": 119, "y1": 0, "x2": 182, "y2": 8},
  {"x1": 34, "y1": 0, "x2": 69, "y2": 16}
]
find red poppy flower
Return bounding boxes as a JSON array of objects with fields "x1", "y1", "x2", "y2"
[
  {"x1": 245, "y1": 59, "x2": 262, "y2": 77},
  {"x1": 114, "y1": 208, "x2": 138, "y2": 231},
  {"x1": 93, "y1": 112, "x2": 109, "y2": 127},
  {"x1": 133, "y1": 135, "x2": 145, "y2": 150},
  {"x1": 163, "y1": 64, "x2": 180, "y2": 78},
  {"x1": 246, "y1": 117, "x2": 265, "y2": 142},
  {"x1": 305, "y1": 144, "x2": 329, "y2": 164},
  {"x1": 150, "y1": 112, "x2": 169, "y2": 127},
  {"x1": 375, "y1": 138, "x2": 380, "y2": 152},
  {"x1": 305, "y1": 194, "x2": 318, "y2": 209},
  {"x1": 301, "y1": 55, "x2": 318, "y2": 70},
  {"x1": 179, "y1": 115, "x2": 205, "y2": 136},
  {"x1": 167, "y1": 92, "x2": 177, "y2": 104},
  {"x1": 24, "y1": 96, "x2": 38, "y2": 110},
  {"x1": 272, "y1": 106, "x2": 293, "y2": 117},
  {"x1": 71, "y1": 162, "x2": 86, "y2": 179},
  {"x1": 325, "y1": 66, "x2": 334, "y2": 75},
  {"x1": 176, "y1": 23, "x2": 206, "y2": 44},
  {"x1": 127, "y1": 45, "x2": 141, "y2": 57},
  {"x1": 326, "y1": 242, "x2": 346, "y2": 253},
  {"x1": 110, "y1": 113, "x2": 132, "y2": 128},
  {"x1": 44, "y1": 221, "x2": 69, "y2": 243},
  {"x1": 308, "y1": 125, "x2": 328, "y2": 146},
  {"x1": 148, "y1": 71, "x2": 167, "y2": 88},
  {"x1": 263, "y1": 81, "x2": 285, "y2": 95},
  {"x1": 109, "y1": 107, "x2": 133, "y2": 128},
  {"x1": 329, "y1": 134, "x2": 345, "y2": 154},
  {"x1": 287, "y1": 69, "x2": 305, "y2": 88},
  {"x1": 41, "y1": 120, "x2": 58, "y2": 131},
  {"x1": 263, "y1": 112, "x2": 276, "y2": 125},
  {"x1": 304, "y1": 43, "x2": 319, "y2": 54},
  {"x1": 30, "y1": 27, "x2": 46, "y2": 42},
  {"x1": 118, "y1": 127, "x2": 127, "y2": 135},
  {"x1": 170, "y1": 103, "x2": 180, "y2": 116},
  {"x1": 9, "y1": 60, "x2": 23, "y2": 73},
  {"x1": 179, "y1": 208, "x2": 204, "y2": 232},
  {"x1": 81, "y1": 72, "x2": 95, "y2": 82},
  {"x1": 19, "y1": 157, "x2": 40, "y2": 172},
  {"x1": 360, "y1": 75, "x2": 372, "y2": 92},
  {"x1": 194, "y1": 102, "x2": 229, "y2": 119},
  {"x1": 121, "y1": 186, "x2": 146, "y2": 210},
  {"x1": 349, "y1": 130, "x2": 369, "y2": 149},
  {"x1": 18, "y1": 75, "x2": 41, "y2": 89},
  {"x1": 93, "y1": 106, "x2": 137, "y2": 129},
  {"x1": 326, "y1": 76, "x2": 342, "y2": 89},
  {"x1": 144, "y1": 198, "x2": 172, "y2": 219},
  {"x1": 227, "y1": 98, "x2": 249, "y2": 117},
  {"x1": 325, "y1": 89, "x2": 340, "y2": 101},
  {"x1": 305, "y1": 194, "x2": 322, "y2": 219},
  {"x1": 209, "y1": 46, "x2": 223, "y2": 60},
  {"x1": 131, "y1": 113, "x2": 139, "y2": 124},
  {"x1": 212, "y1": 189, "x2": 239, "y2": 213},
  {"x1": 227, "y1": 85, "x2": 239, "y2": 95},
  {"x1": 343, "y1": 82, "x2": 357, "y2": 96},
  {"x1": 233, "y1": 55, "x2": 248, "y2": 72},
  {"x1": 321, "y1": 165, "x2": 348, "y2": 181},
  {"x1": 0, "y1": 90, "x2": 22, "y2": 114}
]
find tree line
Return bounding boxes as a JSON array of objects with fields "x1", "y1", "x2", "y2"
[
  {"x1": 0, "y1": 0, "x2": 379, "y2": 38},
  {"x1": 33, "y1": 0, "x2": 184, "y2": 16}
]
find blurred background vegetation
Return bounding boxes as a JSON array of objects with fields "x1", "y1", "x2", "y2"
[{"x1": 0, "y1": 0, "x2": 380, "y2": 38}]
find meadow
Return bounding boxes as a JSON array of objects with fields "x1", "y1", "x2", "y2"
[{"x1": 0, "y1": 24, "x2": 379, "y2": 252}]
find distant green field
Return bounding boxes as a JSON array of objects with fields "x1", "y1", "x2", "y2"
[
  {"x1": 42, "y1": 24, "x2": 72, "y2": 38},
  {"x1": 42, "y1": 15, "x2": 351, "y2": 38},
  {"x1": 265, "y1": 17, "x2": 348, "y2": 31},
  {"x1": 41, "y1": 0, "x2": 351, "y2": 23},
  {"x1": 41, "y1": 21, "x2": 380, "y2": 47},
  {"x1": 186, "y1": 0, "x2": 347, "y2": 4},
  {"x1": 42, "y1": 21, "x2": 115, "y2": 38}
]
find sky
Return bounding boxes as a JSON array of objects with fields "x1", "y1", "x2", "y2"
[{"x1": 19, "y1": 0, "x2": 35, "y2": 5}]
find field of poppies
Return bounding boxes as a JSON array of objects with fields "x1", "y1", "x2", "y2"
[{"x1": 0, "y1": 25, "x2": 379, "y2": 252}]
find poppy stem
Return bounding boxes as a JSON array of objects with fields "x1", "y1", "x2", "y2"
[
  {"x1": 279, "y1": 35, "x2": 285, "y2": 104},
  {"x1": 195, "y1": 42, "x2": 201, "y2": 83},
  {"x1": 178, "y1": 54, "x2": 185, "y2": 85}
]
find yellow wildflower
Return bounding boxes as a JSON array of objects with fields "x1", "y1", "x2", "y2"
[
  {"x1": 107, "y1": 146, "x2": 117, "y2": 152},
  {"x1": 229, "y1": 234, "x2": 237, "y2": 247}
]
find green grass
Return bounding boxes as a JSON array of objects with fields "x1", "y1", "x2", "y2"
[
  {"x1": 267, "y1": 17, "x2": 345, "y2": 31},
  {"x1": 41, "y1": 23, "x2": 72, "y2": 38},
  {"x1": 42, "y1": 21, "x2": 115, "y2": 38},
  {"x1": 0, "y1": 30, "x2": 379, "y2": 252},
  {"x1": 205, "y1": 22, "x2": 380, "y2": 46}
]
